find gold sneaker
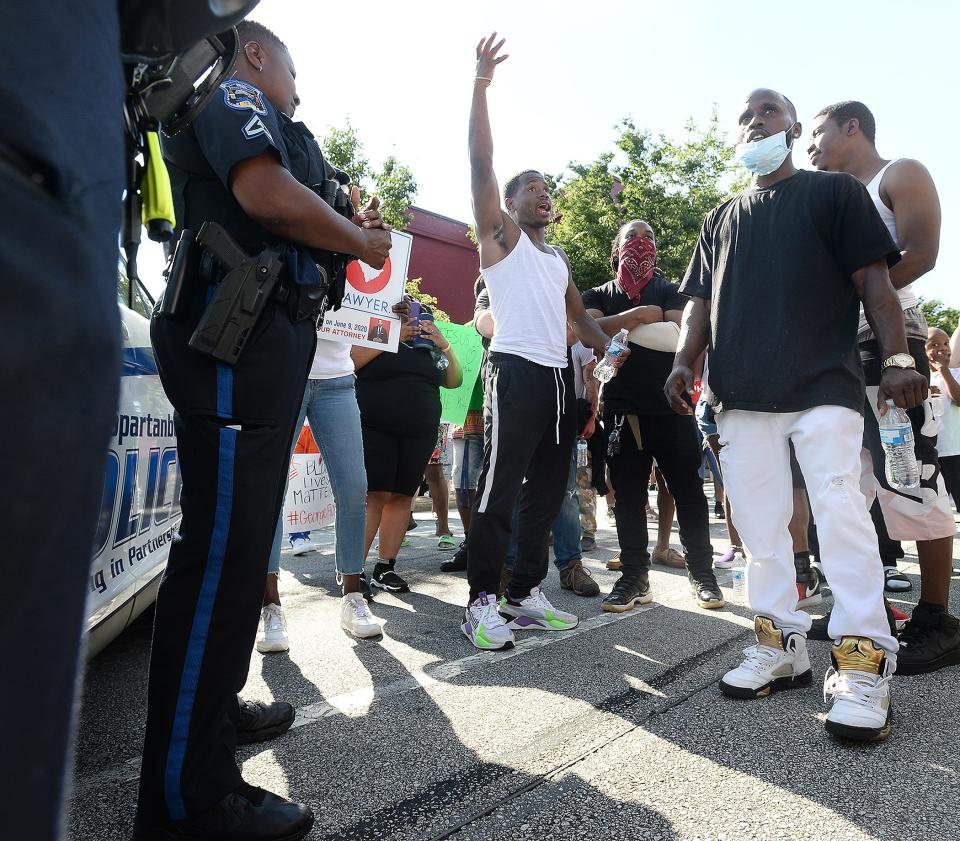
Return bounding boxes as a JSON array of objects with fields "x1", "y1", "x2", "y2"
[
  {"x1": 823, "y1": 636, "x2": 893, "y2": 742},
  {"x1": 719, "y1": 616, "x2": 812, "y2": 698}
]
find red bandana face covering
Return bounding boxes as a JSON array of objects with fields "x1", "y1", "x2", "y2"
[{"x1": 616, "y1": 236, "x2": 657, "y2": 305}]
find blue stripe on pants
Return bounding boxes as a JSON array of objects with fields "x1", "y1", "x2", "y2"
[{"x1": 164, "y1": 363, "x2": 236, "y2": 819}]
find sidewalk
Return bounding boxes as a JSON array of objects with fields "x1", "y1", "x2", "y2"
[{"x1": 67, "y1": 497, "x2": 960, "y2": 840}]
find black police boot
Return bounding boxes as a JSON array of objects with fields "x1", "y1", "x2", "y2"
[
  {"x1": 235, "y1": 697, "x2": 295, "y2": 746},
  {"x1": 440, "y1": 540, "x2": 468, "y2": 573},
  {"x1": 131, "y1": 785, "x2": 313, "y2": 840},
  {"x1": 896, "y1": 602, "x2": 960, "y2": 675}
]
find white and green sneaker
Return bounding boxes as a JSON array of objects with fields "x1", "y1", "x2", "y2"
[
  {"x1": 500, "y1": 586, "x2": 578, "y2": 631},
  {"x1": 462, "y1": 592, "x2": 515, "y2": 650}
]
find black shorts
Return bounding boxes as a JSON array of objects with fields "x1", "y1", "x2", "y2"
[{"x1": 361, "y1": 424, "x2": 438, "y2": 495}]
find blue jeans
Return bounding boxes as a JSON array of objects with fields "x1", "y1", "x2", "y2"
[
  {"x1": 268, "y1": 375, "x2": 368, "y2": 575},
  {"x1": 505, "y1": 444, "x2": 580, "y2": 571}
]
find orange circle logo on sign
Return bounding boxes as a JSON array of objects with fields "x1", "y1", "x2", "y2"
[{"x1": 346, "y1": 256, "x2": 393, "y2": 295}]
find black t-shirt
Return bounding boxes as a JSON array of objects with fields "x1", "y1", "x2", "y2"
[
  {"x1": 163, "y1": 79, "x2": 292, "y2": 255},
  {"x1": 680, "y1": 169, "x2": 900, "y2": 414},
  {"x1": 356, "y1": 342, "x2": 444, "y2": 437},
  {"x1": 582, "y1": 275, "x2": 686, "y2": 415}
]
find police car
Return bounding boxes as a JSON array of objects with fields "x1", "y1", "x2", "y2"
[{"x1": 85, "y1": 268, "x2": 181, "y2": 657}]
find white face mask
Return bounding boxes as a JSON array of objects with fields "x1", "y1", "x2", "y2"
[{"x1": 734, "y1": 129, "x2": 793, "y2": 176}]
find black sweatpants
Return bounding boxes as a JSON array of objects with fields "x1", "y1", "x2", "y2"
[
  {"x1": 1, "y1": 4, "x2": 124, "y2": 839},
  {"x1": 467, "y1": 352, "x2": 576, "y2": 601},
  {"x1": 605, "y1": 412, "x2": 714, "y2": 576},
  {"x1": 138, "y1": 291, "x2": 315, "y2": 823}
]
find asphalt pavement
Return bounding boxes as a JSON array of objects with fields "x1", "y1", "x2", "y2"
[{"x1": 67, "y1": 494, "x2": 960, "y2": 841}]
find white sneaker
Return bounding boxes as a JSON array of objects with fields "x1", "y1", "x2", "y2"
[
  {"x1": 824, "y1": 637, "x2": 893, "y2": 741},
  {"x1": 461, "y1": 592, "x2": 515, "y2": 650},
  {"x1": 499, "y1": 586, "x2": 578, "y2": 631},
  {"x1": 719, "y1": 615, "x2": 812, "y2": 698},
  {"x1": 289, "y1": 534, "x2": 313, "y2": 556},
  {"x1": 256, "y1": 604, "x2": 289, "y2": 653},
  {"x1": 340, "y1": 592, "x2": 382, "y2": 639}
]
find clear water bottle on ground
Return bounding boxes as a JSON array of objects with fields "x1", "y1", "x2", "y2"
[
  {"x1": 879, "y1": 399, "x2": 920, "y2": 489},
  {"x1": 730, "y1": 553, "x2": 746, "y2": 598},
  {"x1": 594, "y1": 329, "x2": 629, "y2": 384}
]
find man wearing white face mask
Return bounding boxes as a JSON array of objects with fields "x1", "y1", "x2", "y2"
[{"x1": 665, "y1": 89, "x2": 927, "y2": 742}]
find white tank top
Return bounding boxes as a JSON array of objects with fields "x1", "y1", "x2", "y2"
[
  {"x1": 483, "y1": 230, "x2": 569, "y2": 368},
  {"x1": 866, "y1": 159, "x2": 915, "y2": 311}
]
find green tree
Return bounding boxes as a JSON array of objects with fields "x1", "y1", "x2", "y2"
[
  {"x1": 319, "y1": 120, "x2": 417, "y2": 230},
  {"x1": 918, "y1": 297, "x2": 960, "y2": 336},
  {"x1": 548, "y1": 111, "x2": 746, "y2": 290},
  {"x1": 406, "y1": 277, "x2": 449, "y2": 322}
]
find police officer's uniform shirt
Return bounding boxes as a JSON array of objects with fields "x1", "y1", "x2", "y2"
[{"x1": 163, "y1": 78, "x2": 290, "y2": 253}]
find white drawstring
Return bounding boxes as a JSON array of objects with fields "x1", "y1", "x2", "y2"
[{"x1": 554, "y1": 368, "x2": 566, "y2": 444}]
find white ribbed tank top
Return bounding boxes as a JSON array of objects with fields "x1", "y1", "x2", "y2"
[
  {"x1": 867, "y1": 159, "x2": 915, "y2": 311},
  {"x1": 482, "y1": 231, "x2": 569, "y2": 368}
]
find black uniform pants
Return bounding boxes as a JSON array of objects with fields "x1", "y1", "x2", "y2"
[
  {"x1": 1, "y1": 4, "x2": 124, "y2": 839},
  {"x1": 137, "y1": 290, "x2": 315, "y2": 822},
  {"x1": 605, "y1": 412, "x2": 714, "y2": 577},
  {"x1": 467, "y1": 352, "x2": 576, "y2": 601}
]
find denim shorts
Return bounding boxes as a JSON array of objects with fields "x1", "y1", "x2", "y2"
[
  {"x1": 452, "y1": 435, "x2": 484, "y2": 491},
  {"x1": 695, "y1": 398, "x2": 718, "y2": 438}
]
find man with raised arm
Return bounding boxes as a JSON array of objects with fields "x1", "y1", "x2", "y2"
[
  {"x1": 665, "y1": 89, "x2": 926, "y2": 742},
  {"x1": 462, "y1": 33, "x2": 621, "y2": 651}
]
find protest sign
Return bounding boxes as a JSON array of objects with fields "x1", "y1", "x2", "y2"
[
  {"x1": 317, "y1": 229, "x2": 412, "y2": 353},
  {"x1": 438, "y1": 321, "x2": 485, "y2": 426},
  {"x1": 281, "y1": 452, "x2": 336, "y2": 535}
]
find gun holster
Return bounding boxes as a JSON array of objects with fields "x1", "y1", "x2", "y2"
[{"x1": 187, "y1": 222, "x2": 285, "y2": 365}]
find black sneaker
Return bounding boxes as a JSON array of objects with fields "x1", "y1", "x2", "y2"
[
  {"x1": 601, "y1": 573, "x2": 653, "y2": 613},
  {"x1": 372, "y1": 560, "x2": 409, "y2": 592},
  {"x1": 689, "y1": 570, "x2": 725, "y2": 609},
  {"x1": 896, "y1": 603, "x2": 960, "y2": 675},
  {"x1": 714, "y1": 500, "x2": 725, "y2": 519},
  {"x1": 441, "y1": 541, "x2": 469, "y2": 573},
  {"x1": 794, "y1": 553, "x2": 823, "y2": 609}
]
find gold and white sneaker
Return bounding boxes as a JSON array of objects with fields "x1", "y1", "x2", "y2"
[
  {"x1": 719, "y1": 616, "x2": 812, "y2": 698},
  {"x1": 824, "y1": 636, "x2": 893, "y2": 742}
]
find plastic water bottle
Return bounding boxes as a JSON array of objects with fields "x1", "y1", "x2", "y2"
[
  {"x1": 730, "y1": 553, "x2": 746, "y2": 598},
  {"x1": 879, "y1": 399, "x2": 920, "y2": 489},
  {"x1": 576, "y1": 438, "x2": 588, "y2": 467},
  {"x1": 594, "y1": 329, "x2": 629, "y2": 384}
]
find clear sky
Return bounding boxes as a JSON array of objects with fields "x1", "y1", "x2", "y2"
[{"x1": 141, "y1": 0, "x2": 958, "y2": 304}]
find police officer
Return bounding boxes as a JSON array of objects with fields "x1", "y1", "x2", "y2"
[{"x1": 133, "y1": 21, "x2": 391, "y2": 840}]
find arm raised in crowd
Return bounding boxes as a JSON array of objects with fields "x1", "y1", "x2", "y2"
[
  {"x1": 664, "y1": 298, "x2": 711, "y2": 416},
  {"x1": 230, "y1": 152, "x2": 392, "y2": 268},
  {"x1": 469, "y1": 33, "x2": 519, "y2": 268},
  {"x1": 855, "y1": 258, "x2": 928, "y2": 411}
]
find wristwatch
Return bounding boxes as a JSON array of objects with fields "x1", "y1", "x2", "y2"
[{"x1": 881, "y1": 353, "x2": 917, "y2": 372}]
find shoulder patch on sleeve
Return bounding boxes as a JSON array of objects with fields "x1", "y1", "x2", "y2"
[{"x1": 219, "y1": 79, "x2": 268, "y2": 115}]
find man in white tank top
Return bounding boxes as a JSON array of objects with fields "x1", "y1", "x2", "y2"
[
  {"x1": 460, "y1": 33, "x2": 624, "y2": 651},
  {"x1": 810, "y1": 100, "x2": 960, "y2": 677}
]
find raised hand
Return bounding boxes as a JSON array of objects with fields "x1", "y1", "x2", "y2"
[{"x1": 475, "y1": 32, "x2": 508, "y2": 84}]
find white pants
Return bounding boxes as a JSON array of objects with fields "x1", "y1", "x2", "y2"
[{"x1": 717, "y1": 406, "x2": 898, "y2": 662}]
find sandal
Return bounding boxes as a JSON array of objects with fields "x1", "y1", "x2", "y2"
[
  {"x1": 883, "y1": 565, "x2": 912, "y2": 592},
  {"x1": 437, "y1": 534, "x2": 457, "y2": 550}
]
